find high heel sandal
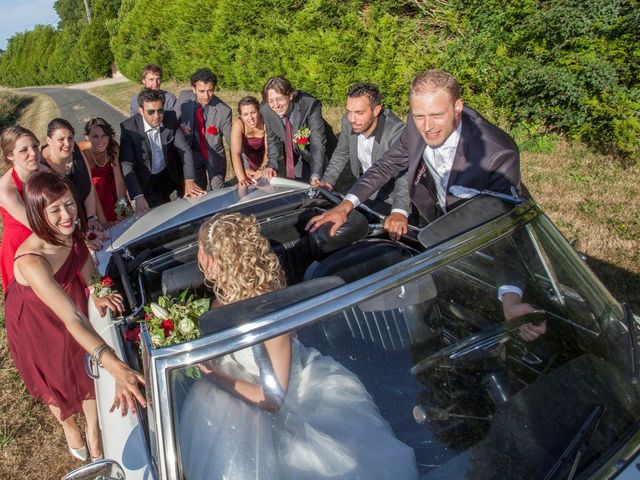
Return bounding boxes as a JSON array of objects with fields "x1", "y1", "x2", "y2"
[{"x1": 68, "y1": 442, "x2": 88, "y2": 462}]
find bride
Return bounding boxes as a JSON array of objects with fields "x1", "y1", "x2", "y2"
[{"x1": 178, "y1": 212, "x2": 418, "y2": 479}]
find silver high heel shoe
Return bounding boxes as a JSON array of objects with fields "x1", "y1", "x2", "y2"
[{"x1": 68, "y1": 442, "x2": 88, "y2": 462}]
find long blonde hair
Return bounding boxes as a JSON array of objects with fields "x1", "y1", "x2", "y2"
[{"x1": 198, "y1": 213, "x2": 286, "y2": 305}]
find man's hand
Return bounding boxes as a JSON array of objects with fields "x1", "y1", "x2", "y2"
[
  {"x1": 316, "y1": 181, "x2": 334, "y2": 191},
  {"x1": 384, "y1": 212, "x2": 409, "y2": 241},
  {"x1": 305, "y1": 200, "x2": 353, "y2": 236},
  {"x1": 309, "y1": 176, "x2": 321, "y2": 188},
  {"x1": 261, "y1": 167, "x2": 277, "y2": 180},
  {"x1": 184, "y1": 179, "x2": 206, "y2": 198},
  {"x1": 502, "y1": 292, "x2": 546, "y2": 341},
  {"x1": 134, "y1": 196, "x2": 150, "y2": 214}
]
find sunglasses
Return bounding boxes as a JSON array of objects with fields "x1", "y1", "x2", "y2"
[{"x1": 146, "y1": 108, "x2": 165, "y2": 116}]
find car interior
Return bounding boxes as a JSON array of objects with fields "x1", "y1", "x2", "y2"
[{"x1": 110, "y1": 193, "x2": 640, "y2": 479}]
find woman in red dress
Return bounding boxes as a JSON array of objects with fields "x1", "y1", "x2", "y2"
[
  {"x1": 78, "y1": 118, "x2": 128, "y2": 223},
  {"x1": 0, "y1": 126, "x2": 40, "y2": 291},
  {"x1": 4, "y1": 171, "x2": 145, "y2": 462},
  {"x1": 230, "y1": 96, "x2": 267, "y2": 186}
]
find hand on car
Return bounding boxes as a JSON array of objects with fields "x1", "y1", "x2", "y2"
[
  {"x1": 184, "y1": 179, "x2": 206, "y2": 198},
  {"x1": 93, "y1": 292, "x2": 124, "y2": 317},
  {"x1": 384, "y1": 212, "x2": 409, "y2": 241},
  {"x1": 110, "y1": 362, "x2": 146, "y2": 416},
  {"x1": 261, "y1": 167, "x2": 277, "y2": 180},
  {"x1": 134, "y1": 196, "x2": 150, "y2": 214},
  {"x1": 306, "y1": 200, "x2": 353, "y2": 236}
]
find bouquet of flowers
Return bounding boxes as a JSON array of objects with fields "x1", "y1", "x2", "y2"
[
  {"x1": 91, "y1": 273, "x2": 114, "y2": 297},
  {"x1": 294, "y1": 126, "x2": 311, "y2": 150},
  {"x1": 114, "y1": 198, "x2": 133, "y2": 220},
  {"x1": 143, "y1": 290, "x2": 210, "y2": 348}
]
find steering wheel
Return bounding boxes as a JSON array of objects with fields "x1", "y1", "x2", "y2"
[{"x1": 411, "y1": 310, "x2": 548, "y2": 376}]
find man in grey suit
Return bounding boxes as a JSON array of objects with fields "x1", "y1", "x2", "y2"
[
  {"x1": 261, "y1": 76, "x2": 333, "y2": 184},
  {"x1": 120, "y1": 89, "x2": 193, "y2": 213},
  {"x1": 308, "y1": 69, "x2": 521, "y2": 239},
  {"x1": 319, "y1": 83, "x2": 410, "y2": 227},
  {"x1": 177, "y1": 68, "x2": 232, "y2": 196},
  {"x1": 129, "y1": 64, "x2": 177, "y2": 116}
]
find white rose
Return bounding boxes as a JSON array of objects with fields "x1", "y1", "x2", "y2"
[
  {"x1": 151, "y1": 334, "x2": 164, "y2": 347},
  {"x1": 178, "y1": 318, "x2": 195, "y2": 336},
  {"x1": 150, "y1": 302, "x2": 170, "y2": 320}
]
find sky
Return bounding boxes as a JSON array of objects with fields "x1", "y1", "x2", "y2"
[{"x1": 0, "y1": 0, "x2": 59, "y2": 50}]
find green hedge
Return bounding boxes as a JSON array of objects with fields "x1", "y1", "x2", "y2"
[{"x1": 0, "y1": 0, "x2": 637, "y2": 157}]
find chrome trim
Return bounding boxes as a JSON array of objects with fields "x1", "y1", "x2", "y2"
[{"x1": 146, "y1": 200, "x2": 541, "y2": 479}]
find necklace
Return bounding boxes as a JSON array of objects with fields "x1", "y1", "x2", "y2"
[{"x1": 89, "y1": 148, "x2": 108, "y2": 168}]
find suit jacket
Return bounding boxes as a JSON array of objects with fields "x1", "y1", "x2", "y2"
[
  {"x1": 350, "y1": 106, "x2": 521, "y2": 222},
  {"x1": 261, "y1": 91, "x2": 328, "y2": 181},
  {"x1": 129, "y1": 90, "x2": 177, "y2": 116},
  {"x1": 119, "y1": 110, "x2": 192, "y2": 199},
  {"x1": 176, "y1": 91, "x2": 232, "y2": 180},
  {"x1": 322, "y1": 109, "x2": 409, "y2": 212}
]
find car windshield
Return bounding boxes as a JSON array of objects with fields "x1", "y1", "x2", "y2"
[{"x1": 166, "y1": 214, "x2": 637, "y2": 480}]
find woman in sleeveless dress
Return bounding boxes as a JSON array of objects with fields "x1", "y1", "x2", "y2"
[
  {"x1": 41, "y1": 118, "x2": 107, "y2": 229},
  {"x1": 78, "y1": 118, "x2": 128, "y2": 223},
  {"x1": 0, "y1": 126, "x2": 41, "y2": 291},
  {"x1": 230, "y1": 96, "x2": 267, "y2": 186},
  {"x1": 178, "y1": 213, "x2": 418, "y2": 479},
  {"x1": 3, "y1": 171, "x2": 146, "y2": 462}
]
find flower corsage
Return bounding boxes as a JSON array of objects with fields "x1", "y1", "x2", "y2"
[{"x1": 294, "y1": 126, "x2": 311, "y2": 150}]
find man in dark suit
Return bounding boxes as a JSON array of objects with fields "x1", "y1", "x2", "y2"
[
  {"x1": 176, "y1": 68, "x2": 232, "y2": 195},
  {"x1": 261, "y1": 76, "x2": 334, "y2": 184},
  {"x1": 308, "y1": 69, "x2": 521, "y2": 239},
  {"x1": 320, "y1": 82, "x2": 409, "y2": 223},
  {"x1": 129, "y1": 64, "x2": 177, "y2": 116},
  {"x1": 120, "y1": 89, "x2": 192, "y2": 213}
]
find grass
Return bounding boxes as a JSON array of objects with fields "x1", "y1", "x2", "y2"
[{"x1": 0, "y1": 85, "x2": 639, "y2": 478}]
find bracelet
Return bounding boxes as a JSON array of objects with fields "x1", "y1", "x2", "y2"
[
  {"x1": 87, "y1": 215, "x2": 97, "y2": 221},
  {"x1": 91, "y1": 343, "x2": 113, "y2": 368}
]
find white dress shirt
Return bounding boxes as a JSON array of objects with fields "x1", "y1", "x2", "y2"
[
  {"x1": 422, "y1": 121, "x2": 462, "y2": 213},
  {"x1": 143, "y1": 118, "x2": 167, "y2": 174},
  {"x1": 357, "y1": 134, "x2": 375, "y2": 173}
]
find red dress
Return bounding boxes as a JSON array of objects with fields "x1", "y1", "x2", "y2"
[
  {"x1": 92, "y1": 162, "x2": 118, "y2": 222},
  {"x1": 0, "y1": 169, "x2": 32, "y2": 292},
  {"x1": 4, "y1": 234, "x2": 95, "y2": 420}
]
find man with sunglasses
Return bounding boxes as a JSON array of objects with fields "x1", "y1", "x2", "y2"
[{"x1": 120, "y1": 89, "x2": 193, "y2": 213}]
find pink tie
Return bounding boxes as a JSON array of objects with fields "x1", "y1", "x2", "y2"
[
  {"x1": 282, "y1": 116, "x2": 295, "y2": 179},
  {"x1": 196, "y1": 105, "x2": 208, "y2": 161}
]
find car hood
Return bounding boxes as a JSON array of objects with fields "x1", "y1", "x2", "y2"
[{"x1": 106, "y1": 178, "x2": 309, "y2": 253}]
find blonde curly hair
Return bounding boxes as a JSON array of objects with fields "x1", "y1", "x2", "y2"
[{"x1": 198, "y1": 212, "x2": 286, "y2": 305}]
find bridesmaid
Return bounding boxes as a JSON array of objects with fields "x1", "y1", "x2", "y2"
[
  {"x1": 41, "y1": 118, "x2": 107, "y2": 228},
  {"x1": 4, "y1": 171, "x2": 145, "y2": 462},
  {"x1": 0, "y1": 126, "x2": 40, "y2": 291},
  {"x1": 78, "y1": 118, "x2": 128, "y2": 222},
  {"x1": 230, "y1": 96, "x2": 267, "y2": 186}
]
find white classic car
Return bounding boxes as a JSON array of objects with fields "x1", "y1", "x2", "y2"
[{"x1": 64, "y1": 178, "x2": 640, "y2": 480}]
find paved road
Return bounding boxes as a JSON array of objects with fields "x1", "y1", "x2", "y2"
[{"x1": 19, "y1": 87, "x2": 126, "y2": 142}]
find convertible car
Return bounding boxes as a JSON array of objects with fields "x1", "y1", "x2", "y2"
[{"x1": 64, "y1": 178, "x2": 640, "y2": 480}]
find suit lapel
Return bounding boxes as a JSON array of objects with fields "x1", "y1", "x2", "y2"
[
  {"x1": 290, "y1": 99, "x2": 302, "y2": 133},
  {"x1": 135, "y1": 116, "x2": 153, "y2": 167},
  {"x1": 349, "y1": 129, "x2": 359, "y2": 174},
  {"x1": 371, "y1": 113, "x2": 386, "y2": 162}
]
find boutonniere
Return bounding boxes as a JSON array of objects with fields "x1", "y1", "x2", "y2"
[
  {"x1": 293, "y1": 126, "x2": 311, "y2": 150},
  {"x1": 206, "y1": 125, "x2": 219, "y2": 135}
]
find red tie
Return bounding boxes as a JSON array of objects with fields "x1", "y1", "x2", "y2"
[
  {"x1": 282, "y1": 115, "x2": 295, "y2": 179},
  {"x1": 195, "y1": 105, "x2": 208, "y2": 161}
]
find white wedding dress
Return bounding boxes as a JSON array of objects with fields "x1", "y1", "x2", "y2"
[{"x1": 178, "y1": 337, "x2": 418, "y2": 479}]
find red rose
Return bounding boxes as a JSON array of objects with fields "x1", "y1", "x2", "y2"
[
  {"x1": 87, "y1": 232, "x2": 97, "y2": 241},
  {"x1": 161, "y1": 319, "x2": 175, "y2": 337},
  {"x1": 206, "y1": 125, "x2": 219, "y2": 135},
  {"x1": 297, "y1": 137, "x2": 310, "y2": 145},
  {"x1": 124, "y1": 324, "x2": 141, "y2": 343},
  {"x1": 101, "y1": 276, "x2": 113, "y2": 288},
  {"x1": 144, "y1": 313, "x2": 150, "y2": 322}
]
